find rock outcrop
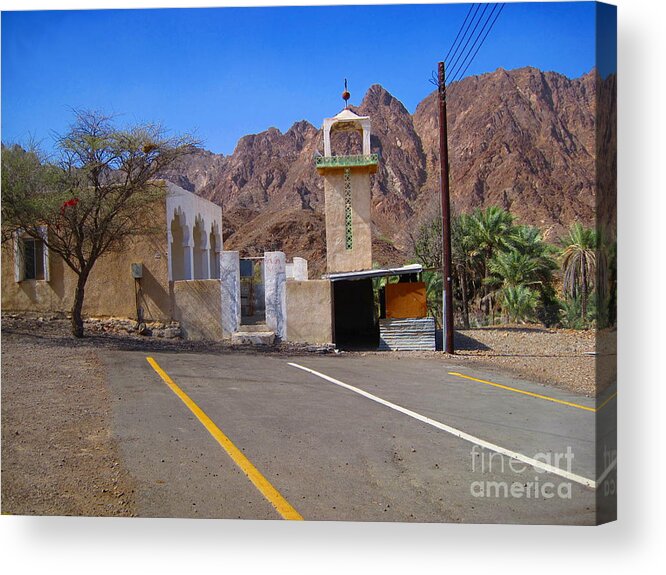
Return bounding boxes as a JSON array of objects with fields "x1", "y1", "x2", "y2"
[{"x1": 159, "y1": 66, "x2": 615, "y2": 276}]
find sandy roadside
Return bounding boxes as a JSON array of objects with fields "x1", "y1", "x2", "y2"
[{"x1": 1, "y1": 328, "x2": 136, "y2": 517}]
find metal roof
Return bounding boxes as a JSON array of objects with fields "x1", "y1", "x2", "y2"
[{"x1": 324, "y1": 264, "x2": 423, "y2": 282}]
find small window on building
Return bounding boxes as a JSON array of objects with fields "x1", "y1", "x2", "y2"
[
  {"x1": 22, "y1": 238, "x2": 46, "y2": 280},
  {"x1": 14, "y1": 228, "x2": 50, "y2": 283}
]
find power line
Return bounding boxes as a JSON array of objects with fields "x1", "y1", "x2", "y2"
[
  {"x1": 443, "y1": 4, "x2": 481, "y2": 80},
  {"x1": 432, "y1": 3, "x2": 480, "y2": 88},
  {"x1": 449, "y1": 3, "x2": 506, "y2": 86},
  {"x1": 447, "y1": 3, "x2": 501, "y2": 84},
  {"x1": 442, "y1": 3, "x2": 476, "y2": 65},
  {"x1": 446, "y1": 3, "x2": 490, "y2": 85}
]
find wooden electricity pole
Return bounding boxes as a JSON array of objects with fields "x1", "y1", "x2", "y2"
[{"x1": 438, "y1": 61, "x2": 454, "y2": 354}]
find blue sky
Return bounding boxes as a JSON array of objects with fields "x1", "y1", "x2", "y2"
[{"x1": 1, "y1": 2, "x2": 615, "y2": 155}]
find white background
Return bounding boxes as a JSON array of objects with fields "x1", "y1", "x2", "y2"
[{"x1": 0, "y1": 0, "x2": 663, "y2": 573}]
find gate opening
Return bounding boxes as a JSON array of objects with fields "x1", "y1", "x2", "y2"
[
  {"x1": 240, "y1": 258, "x2": 265, "y2": 325},
  {"x1": 332, "y1": 278, "x2": 378, "y2": 349}
]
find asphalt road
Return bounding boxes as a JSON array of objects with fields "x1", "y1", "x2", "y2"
[{"x1": 103, "y1": 350, "x2": 616, "y2": 524}]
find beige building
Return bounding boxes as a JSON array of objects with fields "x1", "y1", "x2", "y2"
[
  {"x1": 1, "y1": 182, "x2": 223, "y2": 326},
  {"x1": 1, "y1": 180, "x2": 330, "y2": 345}
]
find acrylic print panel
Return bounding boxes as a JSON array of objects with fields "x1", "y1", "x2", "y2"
[{"x1": 0, "y1": 1, "x2": 616, "y2": 525}]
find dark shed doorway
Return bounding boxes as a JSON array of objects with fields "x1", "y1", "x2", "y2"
[
  {"x1": 332, "y1": 278, "x2": 378, "y2": 349},
  {"x1": 328, "y1": 264, "x2": 425, "y2": 350}
]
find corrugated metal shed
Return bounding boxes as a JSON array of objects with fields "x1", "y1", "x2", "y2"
[{"x1": 378, "y1": 317, "x2": 436, "y2": 351}]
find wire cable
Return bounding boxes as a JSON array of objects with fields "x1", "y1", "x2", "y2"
[
  {"x1": 432, "y1": 3, "x2": 480, "y2": 88},
  {"x1": 442, "y1": 3, "x2": 476, "y2": 65},
  {"x1": 449, "y1": 3, "x2": 506, "y2": 86},
  {"x1": 447, "y1": 3, "x2": 500, "y2": 84},
  {"x1": 445, "y1": 4, "x2": 482, "y2": 79},
  {"x1": 446, "y1": 3, "x2": 490, "y2": 84}
]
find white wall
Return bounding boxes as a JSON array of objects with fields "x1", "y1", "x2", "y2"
[{"x1": 165, "y1": 182, "x2": 223, "y2": 281}]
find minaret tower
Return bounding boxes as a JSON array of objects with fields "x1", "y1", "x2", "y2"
[{"x1": 316, "y1": 81, "x2": 378, "y2": 273}]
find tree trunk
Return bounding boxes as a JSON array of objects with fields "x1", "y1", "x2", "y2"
[
  {"x1": 70, "y1": 270, "x2": 89, "y2": 338},
  {"x1": 581, "y1": 260, "x2": 588, "y2": 321}
]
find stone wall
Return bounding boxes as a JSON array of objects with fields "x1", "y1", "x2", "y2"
[
  {"x1": 286, "y1": 280, "x2": 333, "y2": 344},
  {"x1": 172, "y1": 279, "x2": 224, "y2": 340}
]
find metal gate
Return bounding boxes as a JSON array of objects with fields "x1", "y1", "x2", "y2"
[{"x1": 240, "y1": 257, "x2": 265, "y2": 324}]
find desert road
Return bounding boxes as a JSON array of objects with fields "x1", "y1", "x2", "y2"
[{"x1": 104, "y1": 351, "x2": 616, "y2": 524}]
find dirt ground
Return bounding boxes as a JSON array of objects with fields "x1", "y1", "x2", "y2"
[
  {"x1": 1, "y1": 321, "x2": 136, "y2": 517},
  {"x1": 1, "y1": 314, "x2": 614, "y2": 516},
  {"x1": 450, "y1": 326, "x2": 614, "y2": 397}
]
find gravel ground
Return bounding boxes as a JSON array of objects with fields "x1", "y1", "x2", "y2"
[
  {"x1": 1, "y1": 314, "x2": 614, "y2": 516},
  {"x1": 1, "y1": 321, "x2": 136, "y2": 517},
  {"x1": 453, "y1": 326, "x2": 614, "y2": 397}
]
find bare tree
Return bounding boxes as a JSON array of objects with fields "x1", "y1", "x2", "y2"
[{"x1": 2, "y1": 110, "x2": 199, "y2": 337}]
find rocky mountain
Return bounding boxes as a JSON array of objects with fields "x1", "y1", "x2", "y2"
[
  {"x1": 413, "y1": 67, "x2": 599, "y2": 234},
  {"x1": 160, "y1": 66, "x2": 615, "y2": 276}
]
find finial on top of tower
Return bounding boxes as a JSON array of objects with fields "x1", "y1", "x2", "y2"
[{"x1": 342, "y1": 79, "x2": 351, "y2": 108}]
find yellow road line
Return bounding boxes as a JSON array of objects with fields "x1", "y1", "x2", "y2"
[
  {"x1": 146, "y1": 357, "x2": 303, "y2": 521},
  {"x1": 596, "y1": 391, "x2": 618, "y2": 411},
  {"x1": 447, "y1": 371, "x2": 597, "y2": 412}
]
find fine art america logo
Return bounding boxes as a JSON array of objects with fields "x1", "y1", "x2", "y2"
[{"x1": 470, "y1": 446, "x2": 574, "y2": 499}]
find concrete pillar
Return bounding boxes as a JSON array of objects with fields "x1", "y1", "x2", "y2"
[
  {"x1": 324, "y1": 124, "x2": 332, "y2": 156},
  {"x1": 362, "y1": 126, "x2": 371, "y2": 156},
  {"x1": 292, "y1": 257, "x2": 308, "y2": 281},
  {"x1": 264, "y1": 251, "x2": 287, "y2": 340},
  {"x1": 220, "y1": 251, "x2": 241, "y2": 337}
]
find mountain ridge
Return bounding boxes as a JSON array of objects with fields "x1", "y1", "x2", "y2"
[{"x1": 158, "y1": 66, "x2": 614, "y2": 276}]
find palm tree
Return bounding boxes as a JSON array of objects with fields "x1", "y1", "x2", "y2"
[
  {"x1": 467, "y1": 206, "x2": 517, "y2": 301},
  {"x1": 559, "y1": 222, "x2": 597, "y2": 320},
  {"x1": 488, "y1": 251, "x2": 540, "y2": 287},
  {"x1": 464, "y1": 206, "x2": 518, "y2": 323},
  {"x1": 451, "y1": 213, "x2": 479, "y2": 328},
  {"x1": 511, "y1": 225, "x2": 558, "y2": 287},
  {"x1": 500, "y1": 285, "x2": 539, "y2": 323},
  {"x1": 468, "y1": 206, "x2": 517, "y2": 265},
  {"x1": 486, "y1": 239, "x2": 556, "y2": 323}
]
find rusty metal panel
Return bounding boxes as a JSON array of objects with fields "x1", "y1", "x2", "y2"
[
  {"x1": 378, "y1": 317, "x2": 436, "y2": 351},
  {"x1": 385, "y1": 282, "x2": 427, "y2": 319}
]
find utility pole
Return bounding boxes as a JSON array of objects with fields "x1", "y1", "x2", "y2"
[{"x1": 438, "y1": 61, "x2": 454, "y2": 354}]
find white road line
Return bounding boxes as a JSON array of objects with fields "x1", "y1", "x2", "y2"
[
  {"x1": 596, "y1": 457, "x2": 617, "y2": 486},
  {"x1": 288, "y1": 362, "x2": 598, "y2": 489}
]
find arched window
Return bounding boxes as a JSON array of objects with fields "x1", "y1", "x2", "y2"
[
  {"x1": 209, "y1": 223, "x2": 221, "y2": 279},
  {"x1": 193, "y1": 215, "x2": 208, "y2": 279},
  {"x1": 170, "y1": 211, "x2": 190, "y2": 280}
]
